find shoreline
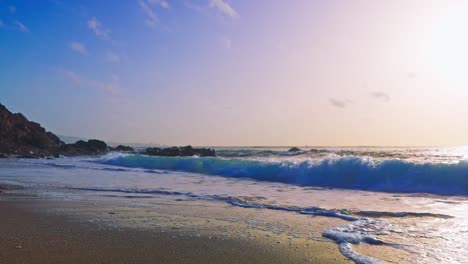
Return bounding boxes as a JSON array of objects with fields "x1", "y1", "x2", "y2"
[{"x1": 0, "y1": 190, "x2": 351, "y2": 264}]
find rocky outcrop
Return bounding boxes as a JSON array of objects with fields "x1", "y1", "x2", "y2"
[
  {"x1": 145, "y1": 146, "x2": 215, "y2": 157},
  {"x1": 0, "y1": 103, "x2": 112, "y2": 158},
  {"x1": 0, "y1": 103, "x2": 213, "y2": 159},
  {"x1": 59, "y1": 139, "x2": 109, "y2": 156},
  {"x1": 110, "y1": 145, "x2": 134, "y2": 152},
  {"x1": 288, "y1": 147, "x2": 302, "y2": 152},
  {"x1": 0, "y1": 103, "x2": 64, "y2": 158}
]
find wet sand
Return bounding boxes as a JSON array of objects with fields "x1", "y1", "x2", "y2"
[{"x1": 0, "y1": 191, "x2": 351, "y2": 264}]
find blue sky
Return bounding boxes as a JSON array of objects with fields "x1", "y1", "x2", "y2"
[
  {"x1": 1, "y1": 0, "x2": 248, "y2": 144},
  {"x1": 1, "y1": 1, "x2": 467, "y2": 146}
]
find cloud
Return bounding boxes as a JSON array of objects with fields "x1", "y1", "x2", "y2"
[
  {"x1": 138, "y1": 0, "x2": 159, "y2": 28},
  {"x1": 61, "y1": 69, "x2": 118, "y2": 94},
  {"x1": 369, "y1": 91, "x2": 390, "y2": 102},
  {"x1": 0, "y1": 20, "x2": 3, "y2": 27},
  {"x1": 184, "y1": 1, "x2": 205, "y2": 12},
  {"x1": 70, "y1": 42, "x2": 87, "y2": 55},
  {"x1": 209, "y1": 0, "x2": 238, "y2": 18},
  {"x1": 88, "y1": 79, "x2": 118, "y2": 94},
  {"x1": 106, "y1": 51, "x2": 120, "y2": 63},
  {"x1": 329, "y1": 98, "x2": 349, "y2": 109},
  {"x1": 62, "y1": 69, "x2": 81, "y2": 83},
  {"x1": 9, "y1": 6, "x2": 16, "y2": 13},
  {"x1": 88, "y1": 17, "x2": 110, "y2": 39},
  {"x1": 148, "y1": 0, "x2": 169, "y2": 8},
  {"x1": 15, "y1": 20, "x2": 29, "y2": 32}
]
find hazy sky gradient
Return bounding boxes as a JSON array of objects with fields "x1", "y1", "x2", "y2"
[{"x1": 1, "y1": 0, "x2": 467, "y2": 146}]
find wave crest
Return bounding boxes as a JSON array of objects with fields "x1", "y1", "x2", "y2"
[{"x1": 97, "y1": 154, "x2": 468, "y2": 195}]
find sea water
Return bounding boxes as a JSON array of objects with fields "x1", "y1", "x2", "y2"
[{"x1": 0, "y1": 146, "x2": 467, "y2": 263}]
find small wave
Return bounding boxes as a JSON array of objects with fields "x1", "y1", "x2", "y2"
[
  {"x1": 69, "y1": 187, "x2": 199, "y2": 198},
  {"x1": 66, "y1": 185, "x2": 449, "y2": 264},
  {"x1": 225, "y1": 197, "x2": 417, "y2": 264},
  {"x1": 355, "y1": 210, "x2": 453, "y2": 219},
  {"x1": 96, "y1": 154, "x2": 468, "y2": 195}
]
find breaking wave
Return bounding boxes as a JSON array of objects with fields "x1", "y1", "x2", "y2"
[{"x1": 96, "y1": 154, "x2": 468, "y2": 195}]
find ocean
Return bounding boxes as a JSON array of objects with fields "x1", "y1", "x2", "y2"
[{"x1": 1, "y1": 146, "x2": 467, "y2": 263}]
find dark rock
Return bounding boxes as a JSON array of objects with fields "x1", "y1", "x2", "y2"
[
  {"x1": 145, "y1": 147, "x2": 162, "y2": 156},
  {"x1": 288, "y1": 147, "x2": 302, "y2": 152},
  {"x1": 145, "y1": 146, "x2": 215, "y2": 157},
  {"x1": 59, "y1": 139, "x2": 109, "y2": 156},
  {"x1": 194, "y1": 147, "x2": 216, "y2": 157},
  {"x1": 0, "y1": 103, "x2": 64, "y2": 158},
  {"x1": 111, "y1": 145, "x2": 134, "y2": 152},
  {"x1": 0, "y1": 102, "x2": 214, "y2": 159},
  {"x1": 159, "y1": 147, "x2": 180, "y2": 156},
  {"x1": 309, "y1": 148, "x2": 328, "y2": 153}
]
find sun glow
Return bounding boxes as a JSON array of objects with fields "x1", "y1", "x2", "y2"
[{"x1": 429, "y1": 4, "x2": 468, "y2": 83}]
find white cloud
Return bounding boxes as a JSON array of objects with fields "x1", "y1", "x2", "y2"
[
  {"x1": 106, "y1": 51, "x2": 120, "y2": 63},
  {"x1": 9, "y1": 6, "x2": 16, "y2": 14},
  {"x1": 15, "y1": 20, "x2": 29, "y2": 32},
  {"x1": 0, "y1": 20, "x2": 3, "y2": 27},
  {"x1": 209, "y1": 0, "x2": 238, "y2": 18},
  {"x1": 148, "y1": 0, "x2": 169, "y2": 8},
  {"x1": 62, "y1": 69, "x2": 81, "y2": 83},
  {"x1": 88, "y1": 79, "x2": 117, "y2": 94},
  {"x1": 70, "y1": 42, "x2": 87, "y2": 55},
  {"x1": 184, "y1": 1, "x2": 205, "y2": 12},
  {"x1": 87, "y1": 17, "x2": 110, "y2": 39},
  {"x1": 138, "y1": 0, "x2": 159, "y2": 27},
  {"x1": 61, "y1": 69, "x2": 118, "y2": 94}
]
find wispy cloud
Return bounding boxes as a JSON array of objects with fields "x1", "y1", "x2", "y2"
[
  {"x1": 62, "y1": 69, "x2": 81, "y2": 83},
  {"x1": 15, "y1": 20, "x2": 29, "y2": 32},
  {"x1": 148, "y1": 0, "x2": 169, "y2": 8},
  {"x1": 70, "y1": 42, "x2": 87, "y2": 55},
  {"x1": 9, "y1": 5, "x2": 16, "y2": 14},
  {"x1": 61, "y1": 69, "x2": 118, "y2": 94},
  {"x1": 329, "y1": 98, "x2": 350, "y2": 109},
  {"x1": 369, "y1": 91, "x2": 390, "y2": 102},
  {"x1": 0, "y1": 20, "x2": 3, "y2": 27},
  {"x1": 88, "y1": 79, "x2": 118, "y2": 94},
  {"x1": 209, "y1": 0, "x2": 238, "y2": 18},
  {"x1": 106, "y1": 51, "x2": 120, "y2": 63},
  {"x1": 87, "y1": 17, "x2": 110, "y2": 39},
  {"x1": 138, "y1": 0, "x2": 159, "y2": 28},
  {"x1": 184, "y1": 1, "x2": 205, "y2": 12}
]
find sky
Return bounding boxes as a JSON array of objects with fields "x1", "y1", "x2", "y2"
[{"x1": 1, "y1": 0, "x2": 468, "y2": 146}]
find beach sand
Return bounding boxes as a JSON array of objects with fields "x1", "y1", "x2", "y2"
[{"x1": 0, "y1": 190, "x2": 352, "y2": 264}]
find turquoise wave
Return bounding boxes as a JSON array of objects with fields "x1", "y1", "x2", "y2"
[{"x1": 97, "y1": 154, "x2": 468, "y2": 195}]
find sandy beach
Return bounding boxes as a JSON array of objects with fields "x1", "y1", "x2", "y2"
[{"x1": 0, "y1": 188, "x2": 351, "y2": 264}]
